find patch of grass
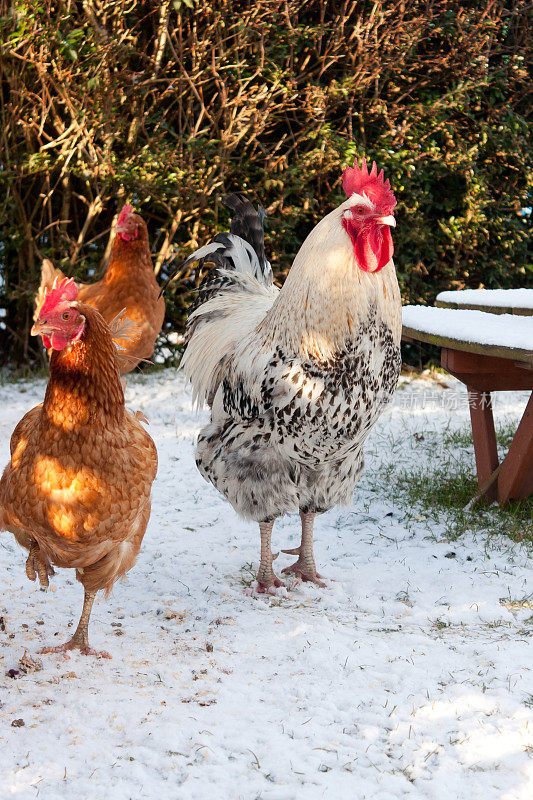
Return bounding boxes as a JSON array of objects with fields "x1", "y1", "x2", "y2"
[
  {"x1": 371, "y1": 421, "x2": 533, "y2": 545},
  {"x1": 397, "y1": 466, "x2": 477, "y2": 511},
  {"x1": 443, "y1": 420, "x2": 517, "y2": 455}
]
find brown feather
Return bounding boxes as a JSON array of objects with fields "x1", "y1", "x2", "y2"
[
  {"x1": 0, "y1": 304, "x2": 157, "y2": 595},
  {"x1": 36, "y1": 215, "x2": 165, "y2": 373}
]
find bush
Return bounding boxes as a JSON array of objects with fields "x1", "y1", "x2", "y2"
[{"x1": 1, "y1": 0, "x2": 531, "y2": 367}]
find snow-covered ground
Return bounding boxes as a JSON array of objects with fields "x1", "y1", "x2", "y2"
[{"x1": 0, "y1": 369, "x2": 531, "y2": 800}]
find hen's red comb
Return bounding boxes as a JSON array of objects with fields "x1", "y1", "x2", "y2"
[
  {"x1": 342, "y1": 158, "x2": 396, "y2": 209},
  {"x1": 40, "y1": 277, "x2": 78, "y2": 317},
  {"x1": 117, "y1": 204, "x2": 134, "y2": 226}
]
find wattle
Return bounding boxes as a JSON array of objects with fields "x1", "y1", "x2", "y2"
[
  {"x1": 354, "y1": 223, "x2": 393, "y2": 273},
  {"x1": 49, "y1": 331, "x2": 72, "y2": 350},
  {"x1": 118, "y1": 230, "x2": 138, "y2": 243}
]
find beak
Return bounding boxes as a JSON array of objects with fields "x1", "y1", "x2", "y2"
[
  {"x1": 116, "y1": 216, "x2": 134, "y2": 235},
  {"x1": 31, "y1": 320, "x2": 52, "y2": 337},
  {"x1": 376, "y1": 215, "x2": 396, "y2": 228}
]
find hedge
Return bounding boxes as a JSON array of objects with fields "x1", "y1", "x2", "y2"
[{"x1": 1, "y1": 0, "x2": 531, "y2": 367}]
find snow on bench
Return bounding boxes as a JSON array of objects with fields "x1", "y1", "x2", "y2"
[
  {"x1": 402, "y1": 305, "x2": 533, "y2": 365},
  {"x1": 436, "y1": 288, "x2": 533, "y2": 315}
]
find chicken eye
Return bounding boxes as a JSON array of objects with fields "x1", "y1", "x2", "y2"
[
  {"x1": 356, "y1": 206, "x2": 365, "y2": 215},
  {"x1": 62, "y1": 311, "x2": 72, "y2": 321}
]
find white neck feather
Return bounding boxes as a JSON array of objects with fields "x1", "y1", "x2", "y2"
[{"x1": 258, "y1": 199, "x2": 402, "y2": 361}]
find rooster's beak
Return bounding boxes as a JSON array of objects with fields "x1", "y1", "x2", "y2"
[{"x1": 376, "y1": 215, "x2": 396, "y2": 227}]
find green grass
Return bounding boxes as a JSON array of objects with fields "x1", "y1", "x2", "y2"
[
  {"x1": 369, "y1": 421, "x2": 533, "y2": 545},
  {"x1": 443, "y1": 420, "x2": 517, "y2": 455}
]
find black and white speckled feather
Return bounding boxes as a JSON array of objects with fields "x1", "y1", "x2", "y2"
[{"x1": 197, "y1": 305, "x2": 400, "y2": 520}]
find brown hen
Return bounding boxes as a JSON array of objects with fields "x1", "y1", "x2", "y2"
[
  {"x1": 1, "y1": 277, "x2": 158, "y2": 657},
  {"x1": 37, "y1": 205, "x2": 165, "y2": 373}
]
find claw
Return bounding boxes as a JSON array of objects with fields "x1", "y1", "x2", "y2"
[
  {"x1": 256, "y1": 575, "x2": 285, "y2": 594},
  {"x1": 256, "y1": 563, "x2": 285, "y2": 593},
  {"x1": 25, "y1": 542, "x2": 53, "y2": 588},
  {"x1": 281, "y1": 544, "x2": 326, "y2": 587},
  {"x1": 280, "y1": 512, "x2": 326, "y2": 588},
  {"x1": 282, "y1": 561, "x2": 326, "y2": 588},
  {"x1": 38, "y1": 589, "x2": 108, "y2": 657},
  {"x1": 39, "y1": 642, "x2": 111, "y2": 659},
  {"x1": 25, "y1": 558, "x2": 36, "y2": 583},
  {"x1": 255, "y1": 552, "x2": 284, "y2": 592}
]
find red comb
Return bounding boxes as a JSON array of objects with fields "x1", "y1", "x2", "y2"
[
  {"x1": 40, "y1": 277, "x2": 78, "y2": 316},
  {"x1": 117, "y1": 204, "x2": 134, "y2": 226},
  {"x1": 342, "y1": 158, "x2": 396, "y2": 209}
]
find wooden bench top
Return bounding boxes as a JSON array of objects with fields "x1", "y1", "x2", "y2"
[
  {"x1": 436, "y1": 289, "x2": 533, "y2": 316},
  {"x1": 402, "y1": 305, "x2": 533, "y2": 367}
]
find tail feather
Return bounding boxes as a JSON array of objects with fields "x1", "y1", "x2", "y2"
[
  {"x1": 223, "y1": 193, "x2": 270, "y2": 281},
  {"x1": 188, "y1": 233, "x2": 272, "y2": 315},
  {"x1": 77, "y1": 500, "x2": 150, "y2": 596},
  {"x1": 179, "y1": 195, "x2": 278, "y2": 408},
  {"x1": 159, "y1": 194, "x2": 273, "y2": 297}
]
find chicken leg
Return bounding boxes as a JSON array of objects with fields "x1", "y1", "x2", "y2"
[
  {"x1": 282, "y1": 512, "x2": 325, "y2": 587},
  {"x1": 256, "y1": 521, "x2": 284, "y2": 592},
  {"x1": 25, "y1": 541, "x2": 54, "y2": 588},
  {"x1": 39, "y1": 587, "x2": 111, "y2": 658}
]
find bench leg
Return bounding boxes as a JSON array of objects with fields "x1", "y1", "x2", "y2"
[
  {"x1": 468, "y1": 389, "x2": 499, "y2": 503},
  {"x1": 498, "y1": 392, "x2": 533, "y2": 504}
]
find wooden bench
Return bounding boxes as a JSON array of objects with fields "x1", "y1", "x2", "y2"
[{"x1": 402, "y1": 296, "x2": 533, "y2": 506}]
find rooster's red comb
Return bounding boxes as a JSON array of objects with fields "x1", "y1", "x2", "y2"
[
  {"x1": 40, "y1": 277, "x2": 78, "y2": 317},
  {"x1": 117, "y1": 204, "x2": 134, "y2": 226},
  {"x1": 342, "y1": 158, "x2": 396, "y2": 209}
]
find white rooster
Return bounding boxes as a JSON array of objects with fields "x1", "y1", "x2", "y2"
[{"x1": 166, "y1": 161, "x2": 401, "y2": 591}]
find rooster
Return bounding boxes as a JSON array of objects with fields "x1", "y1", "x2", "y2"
[
  {"x1": 0, "y1": 277, "x2": 157, "y2": 656},
  {"x1": 37, "y1": 204, "x2": 165, "y2": 373},
  {"x1": 164, "y1": 160, "x2": 401, "y2": 592}
]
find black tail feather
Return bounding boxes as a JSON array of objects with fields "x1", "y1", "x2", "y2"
[
  {"x1": 223, "y1": 193, "x2": 268, "y2": 271},
  {"x1": 158, "y1": 194, "x2": 270, "y2": 299}
]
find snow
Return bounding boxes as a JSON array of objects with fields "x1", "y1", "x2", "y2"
[
  {"x1": 402, "y1": 305, "x2": 533, "y2": 351},
  {"x1": 1, "y1": 369, "x2": 532, "y2": 800},
  {"x1": 436, "y1": 289, "x2": 533, "y2": 311}
]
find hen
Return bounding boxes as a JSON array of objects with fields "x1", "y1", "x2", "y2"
[
  {"x1": 0, "y1": 277, "x2": 157, "y2": 656},
  {"x1": 37, "y1": 204, "x2": 165, "y2": 373},
  {"x1": 165, "y1": 160, "x2": 401, "y2": 591}
]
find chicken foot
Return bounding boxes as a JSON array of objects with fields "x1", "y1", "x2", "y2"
[
  {"x1": 282, "y1": 512, "x2": 326, "y2": 587},
  {"x1": 39, "y1": 587, "x2": 111, "y2": 658},
  {"x1": 256, "y1": 521, "x2": 284, "y2": 592},
  {"x1": 25, "y1": 541, "x2": 55, "y2": 588}
]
